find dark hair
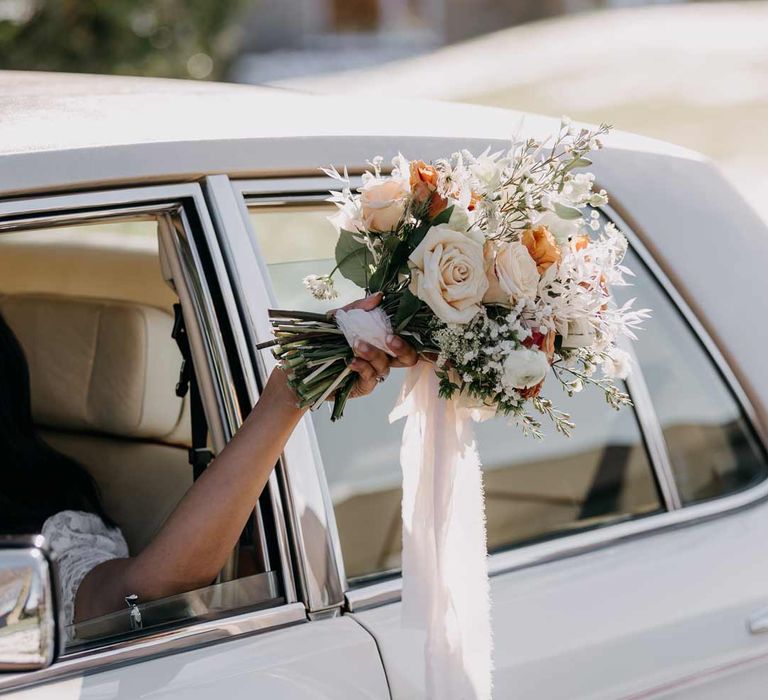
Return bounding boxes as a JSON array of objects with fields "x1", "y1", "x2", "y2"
[{"x1": 0, "y1": 311, "x2": 113, "y2": 534}]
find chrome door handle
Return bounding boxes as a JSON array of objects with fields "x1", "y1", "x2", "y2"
[{"x1": 748, "y1": 606, "x2": 768, "y2": 634}]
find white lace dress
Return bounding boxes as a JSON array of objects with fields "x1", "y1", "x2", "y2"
[{"x1": 42, "y1": 510, "x2": 129, "y2": 626}]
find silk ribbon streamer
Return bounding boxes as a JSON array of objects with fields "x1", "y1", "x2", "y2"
[
  {"x1": 390, "y1": 361, "x2": 492, "y2": 700},
  {"x1": 338, "y1": 310, "x2": 493, "y2": 699}
]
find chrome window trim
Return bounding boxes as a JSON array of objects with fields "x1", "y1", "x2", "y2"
[
  {"x1": 230, "y1": 177, "x2": 768, "y2": 616},
  {"x1": 0, "y1": 603, "x2": 306, "y2": 694},
  {"x1": 0, "y1": 184, "x2": 301, "y2": 688},
  {"x1": 218, "y1": 177, "x2": 349, "y2": 614}
]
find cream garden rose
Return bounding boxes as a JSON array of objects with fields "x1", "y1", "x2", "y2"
[
  {"x1": 409, "y1": 223, "x2": 489, "y2": 324},
  {"x1": 501, "y1": 347, "x2": 550, "y2": 391},
  {"x1": 360, "y1": 177, "x2": 409, "y2": 232},
  {"x1": 484, "y1": 240, "x2": 540, "y2": 305}
]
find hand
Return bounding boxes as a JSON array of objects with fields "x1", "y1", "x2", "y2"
[{"x1": 336, "y1": 293, "x2": 418, "y2": 398}]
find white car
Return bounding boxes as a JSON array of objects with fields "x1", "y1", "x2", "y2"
[{"x1": 1, "y1": 71, "x2": 768, "y2": 700}]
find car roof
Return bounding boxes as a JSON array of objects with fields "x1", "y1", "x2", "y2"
[{"x1": 0, "y1": 71, "x2": 702, "y2": 196}]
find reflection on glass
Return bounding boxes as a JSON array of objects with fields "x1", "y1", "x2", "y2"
[
  {"x1": 251, "y1": 205, "x2": 663, "y2": 582},
  {"x1": 618, "y1": 249, "x2": 767, "y2": 504}
]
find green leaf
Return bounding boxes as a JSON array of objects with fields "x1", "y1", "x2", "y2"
[
  {"x1": 393, "y1": 289, "x2": 422, "y2": 331},
  {"x1": 553, "y1": 202, "x2": 583, "y2": 221},
  {"x1": 563, "y1": 156, "x2": 592, "y2": 173},
  {"x1": 430, "y1": 205, "x2": 454, "y2": 226},
  {"x1": 334, "y1": 229, "x2": 370, "y2": 289}
]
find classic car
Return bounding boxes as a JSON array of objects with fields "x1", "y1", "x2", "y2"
[{"x1": 1, "y1": 71, "x2": 768, "y2": 700}]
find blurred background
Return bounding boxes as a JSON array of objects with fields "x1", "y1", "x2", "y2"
[{"x1": 0, "y1": 0, "x2": 764, "y2": 220}]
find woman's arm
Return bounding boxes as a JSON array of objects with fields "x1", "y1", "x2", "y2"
[{"x1": 74, "y1": 296, "x2": 417, "y2": 621}]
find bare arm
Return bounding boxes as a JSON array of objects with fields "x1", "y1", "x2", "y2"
[{"x1": 74, "y1": 295, "x2": 417, "y2": 621}]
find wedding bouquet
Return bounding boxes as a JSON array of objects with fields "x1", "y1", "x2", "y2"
[{"x1": 261, "y1": 119, "x2": 649, "y2": 435}]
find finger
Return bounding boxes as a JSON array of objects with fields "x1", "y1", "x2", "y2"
[
  {"x1": 349, "y1": 358, "x2": 377, "y2": 396},
  {"x1": 386, "y1": 334, "x2": 418, "y2": 368},
  {"x1": 343, "y1": 291, "x2": 383, "y2": 312},
  {"x1": 354, "y1": 341, "x2": 390, "y2": 379}
]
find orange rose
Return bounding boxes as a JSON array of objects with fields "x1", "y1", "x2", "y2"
[
  {"x1": 427, "y1": 192, "x2": 448, "y2": 218},
  {"x1": 523, "y1": 328, "x2": 556, "y2": 362},
  {"x1": 521, "y1": 226, "x2": 561, "y2": 275},
  {"x1": 410, "y1": 160, "x2": 439, "y2": 203}
]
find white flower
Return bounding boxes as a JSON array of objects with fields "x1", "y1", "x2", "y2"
[
  {"x1": 303, "y1": 274, "x2": 338, "y2": 301},
  {"x1": 469, "y1": 150, "x2": 505, "y2": 193},
  {"x1": 360, "y1": 177, "x2": 409, "y2": 232},
  {"x1": 534, "y1": 208, "x2": 582, "y2": 243},
  {"x1": 501, "y1": 348, "x2": 549, "y2": 390},
  {"x1": 409, "y1": 223, "x2": 489, "y2": 325},
  {"x1": 487, "y1": 241, "x2": 540, "y2": 304},
  {"x1": 561, "y1": 318, "x2": 596, "y2": 349},
  {"x1": 447, "y1": 200, "x2": 472, "y2": 232},
  {"x1": 602, "y1": 347, "x2": 632, "y2": 379}
]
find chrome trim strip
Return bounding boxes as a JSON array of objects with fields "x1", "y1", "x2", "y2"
[
  {"x1": 224, "y1": 177, "x2": 348, "y2": 613},
  {"x1": 201, "y1": 175, "x2": 297, "y2": 603},
  {"x1": 624, "y1": 344, "x2": 682, "y2": 510},
  {"x1": 0, "y1": 604, "x2": 306, "y2": 693}
]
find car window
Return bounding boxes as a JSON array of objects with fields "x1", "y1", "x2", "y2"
[
  {"x1": 617, "y1": 246, "x2": 768, "y2": 505},
  {"x1": 250, "y1": 204, "x2": 664, "y2": 583},
  {"x1": 0, "y1": 218, "x2": 283, "y2": 650}
]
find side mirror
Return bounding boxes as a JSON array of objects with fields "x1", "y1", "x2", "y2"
[{"x1": 0, "y1": 536, "x2": 59, "y2": 671}]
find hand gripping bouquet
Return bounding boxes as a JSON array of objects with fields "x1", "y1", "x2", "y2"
[
  {"x1": 259, "y1": 119, "x2": 651, "y2": 700},
  {"x1": 262, "y1": 120, "x2": 650, "y2": 434}
]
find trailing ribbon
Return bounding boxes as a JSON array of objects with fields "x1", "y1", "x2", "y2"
[
  {"x1": 338, "y1": 309, "x2": 492, "y2": 699},
  {"x1": 390, "y1": 361, "x2": 492, "y2": 700}
]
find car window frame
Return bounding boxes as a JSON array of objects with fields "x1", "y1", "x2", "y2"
[
  {"x1": 0, "y1": 183, "x2": 305, "y2": 694},
  {"x1": 230, "y1": 175, "x2": 768, "y2": 614}
]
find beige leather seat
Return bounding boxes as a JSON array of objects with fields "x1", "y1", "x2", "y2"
[{"x1": 0, "y1": 293, "x2": 193, "y2": 555}]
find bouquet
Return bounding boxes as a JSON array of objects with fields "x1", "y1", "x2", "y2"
[{"x1": 260, "y1": 119, "x2": 650, "y2": 435}]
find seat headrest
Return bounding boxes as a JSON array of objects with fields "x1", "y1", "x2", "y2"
[{"x1": 0, "y1": 294, "x2": 186, "y2": 441}]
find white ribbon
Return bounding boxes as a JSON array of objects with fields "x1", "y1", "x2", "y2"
[
  {"x1": 390, "y1": 362, "x2": 492, "y2": 700},
  {"x1": 336, "y1": 309, "x2": 493, "y2": 699}
]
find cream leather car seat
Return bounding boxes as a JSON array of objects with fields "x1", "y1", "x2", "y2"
[{"x1": 0, "y1": 293, "x2": 193, "y2": 555}]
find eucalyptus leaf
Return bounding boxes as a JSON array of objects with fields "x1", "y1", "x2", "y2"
[
  {"x1": 553, "y1": 202, "x2": 583, "y2": 221},
  {"x1": 334, "y1": 229, "x2": 370, "y2": 288},
  {"x1": 393, "y1": 289, "x2": 422, "y2": 331},
  {"x1": 563, "y1": 156, "x2": 592, "y2": 173}
]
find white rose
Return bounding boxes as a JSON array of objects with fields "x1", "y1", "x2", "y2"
[
  {"x1": 492, "y1": 241, "x2": 540, "y2": 303},
  {"x1": 501, "y1": 348, "x2": 549, "y2": 391},
  {"x1": 361, "y1": 178, "x2": 409, "y2": 232},
  {"x1": 561, "y1": 318, "x2": 596, "y2": 349},
  {"x1": 409, "y1": 223, "x2": 489, "y2": 325}
]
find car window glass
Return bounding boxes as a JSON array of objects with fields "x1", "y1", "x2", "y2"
[
  {"x1": 616, "y1": 246, "x2": 768, "y2": 504},
  {"x1": 250, "y1": 204, "x2": 663, "y2": 583}
]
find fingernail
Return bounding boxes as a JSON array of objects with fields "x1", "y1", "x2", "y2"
[
  {"x1": 387, "y1": 334, "x2": 404, "y2": 350},
  {"x1": 355, "y1": 340, "x2": 369, "y2": 353}
]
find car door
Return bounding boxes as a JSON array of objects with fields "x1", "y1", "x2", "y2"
[
  {"x1": 224, "y1": 162, "x2": 768, "y2": 699},
  {"x1": 0, "y1": 184, "x2": 390, "y2": 700}
]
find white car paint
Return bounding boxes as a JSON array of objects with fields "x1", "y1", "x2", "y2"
[
  {"x1": 5, "y1": 617, "x2": 389, "y2": 700},
  {"x1": 2, "y1": 72, "x2": 768, "y2": 700}
]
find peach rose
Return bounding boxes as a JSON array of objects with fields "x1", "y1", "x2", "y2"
[
  {"x1": 361, "y1": 178, "x2": 409, "y2": 232},
  {"x1": 521, "y1": 226, "x2": 561, "y2": 275}
]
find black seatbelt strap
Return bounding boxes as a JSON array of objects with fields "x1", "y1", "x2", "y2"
[{"x1": 172, "y1": 303, "x2": 214, "y2": 480}]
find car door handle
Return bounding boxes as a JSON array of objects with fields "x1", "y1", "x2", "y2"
[{"x1": 747, "y1": 606, "x2": 768, "y2": 635}]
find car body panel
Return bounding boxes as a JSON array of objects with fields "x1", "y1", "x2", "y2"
[{"x1": 2, "y1": 617, "x2": 389, "y2": 700}]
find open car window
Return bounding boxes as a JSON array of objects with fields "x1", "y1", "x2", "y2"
[{"x1": 249, "y1": 203, "x2": 665, "y2": 583}]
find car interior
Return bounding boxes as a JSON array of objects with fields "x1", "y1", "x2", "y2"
[{"x1": 0, "y1": 221, "x2": 280, "y2": 648}]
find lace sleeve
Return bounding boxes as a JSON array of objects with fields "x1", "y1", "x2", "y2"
[{"x1": 42, "y1": 510, "x2": 129, "y2": 626}]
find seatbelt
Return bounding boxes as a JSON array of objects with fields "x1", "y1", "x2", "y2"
[{"x1": 172, "y1": 303, "x2": 214, "y2": 480}]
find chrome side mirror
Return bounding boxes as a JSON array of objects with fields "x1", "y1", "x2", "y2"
[{"x1": 0, "y1": 536, "x2": 59, "y2": 671}]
